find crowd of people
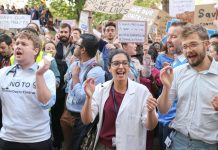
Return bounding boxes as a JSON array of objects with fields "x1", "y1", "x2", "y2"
[
  {"x1": 0, "y1": 4, "x2": 218, "y2": 150},
  {"x1": 0, "y1": 4, "x2": 53, "y2": 30}
]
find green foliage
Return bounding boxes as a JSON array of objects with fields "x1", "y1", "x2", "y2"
[
  {"x1": 27, "y1": 0, "x2": 42, "y2": 7},
  {"x1": 49, "y1": 0, "x2": 85, "y2": 20},
  {"x1": 49, "y1": 0, "x2": 76, "y2": 19},
  {"x1": 134, "y1": 0, "x2": 161, "y2": 8}
]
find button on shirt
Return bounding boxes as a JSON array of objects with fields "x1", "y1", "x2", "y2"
[
  {"x1": 66, "y1": 58, "x2": 105, "y2": 113},
  {"x1": 169, "y1": 59, "x2": 218, "y2": 144}
]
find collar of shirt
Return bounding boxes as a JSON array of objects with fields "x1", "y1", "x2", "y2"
[
  {"x1": 79, "y1": 57, "x2": 96, "y2": 69},
  {"x1": 12, "y1": 63, "x2": 38, "y2": 72},
  {"x1": 176, "y1": 54, "x2": 187, "y2": 63},
  {"x1": 186, "y1": 57, "x2": 218, "y2": 75}
]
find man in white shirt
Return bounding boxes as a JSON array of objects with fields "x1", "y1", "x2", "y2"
[
  {"x1": 158, "y1": 24, "x2": 218, "y2": 149},
  {"x1": 0, "y1": 27, "x2": 56, "y2": 150}
]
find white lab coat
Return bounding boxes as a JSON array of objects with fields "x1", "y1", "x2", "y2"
[{"x1": 91, "y1": 78, "x2": 155, "y2": 150}]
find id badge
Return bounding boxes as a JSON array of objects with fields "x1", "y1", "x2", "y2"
[
  {"x1": 164, "y1": 136, "x2": 172, "y2": 148},
  {"x1": 112, "y1": 137, "x2": 116, "y2": 147}
]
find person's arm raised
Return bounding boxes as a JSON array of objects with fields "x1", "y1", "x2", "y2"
[
  {"x1": 81, "y1": 78, "x2": 95, "y2": 124},
  {"x1": 36, "y1": 58, "x2": 52, "y2": 104},
  {"x1": 157, "y1": 66, "x2": 173, "y2": 114}
]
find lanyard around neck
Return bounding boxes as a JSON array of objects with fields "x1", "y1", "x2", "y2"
[{"x1": 111, "y1": 83, "x2": 119, "y2": 115}]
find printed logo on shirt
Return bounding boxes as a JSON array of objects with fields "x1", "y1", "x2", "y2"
[{"x1": 1, "y1": 81, "x2": 36, "y2": 95}]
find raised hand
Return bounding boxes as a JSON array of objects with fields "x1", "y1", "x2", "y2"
[
  {"x1": 160, "y1": 66, "x2": 173, "y2": 89},
  {"x1": 72, "y1": 63, "x2": 80, "y2": 78},
  {"x1": 84, "y1": 78, "x2": 95, "y2": 99},
  {"x1": 36, "y1": 58, "x2": 51, "y2": 75}
]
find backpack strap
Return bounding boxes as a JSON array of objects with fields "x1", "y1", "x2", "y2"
[{"x1": 83, "y1": 63, "x2": 102, "y2": 82}]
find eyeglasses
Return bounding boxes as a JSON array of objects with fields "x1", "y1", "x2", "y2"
[
  {"x1": 111, "y1": 61, "x2": 129, "y2": 67},
  {"x1": 182, "y1": 41, "x2": 206, "y2": 50},
  {"x1": 74, "y1": 43, "x2": 83, "y2": 48}
]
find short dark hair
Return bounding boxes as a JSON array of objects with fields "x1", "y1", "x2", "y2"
[
  {"x1": 171, "y1": 21, "x2": 187, "y2": 27},
  {"x1": 60, "y1": 23, "x2": 71, "y2": 33},
  {"x1": 148, "y1": 46, "x2": 158, "y2": 62},
  {"x1": 108, "y1": 49, "x2": 131, "y2": 67},
  {"x1": 72, "y1": 28, "x2": 82, "y2": 34},
  {"x1": 43, "y1": 40, "x2": 56, "y2": 51},
  {"x1": 80, "y1": 33, "x2": 99, "y2": 58},
  {"x1": 210, "y1": 42, "x2": 218, "y2": 54},
  {"x1": 104, "y1": 21, "x2": 116, "y2": 32},
  {"x1": 27, "y1": 22, "x2": 40, "y2": 33},
  {"x1": 181, "y1": 24, "x2": 209, "y2": 41},
  {"x1": 0, "y1": 34, "x2": 12, "y2": 46}
]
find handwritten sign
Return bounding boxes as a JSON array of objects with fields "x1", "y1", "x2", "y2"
[
  {"x1": 0, "y1": 14, "x2": 31, "y2": 29},
  {"x1": 169, "y1": 0, "x2": 195, "y2": 17},
  {"x1": 194, "y1": 4, "x2": 217, "y2": 30},
  {"x1": 123, "y1": 6, "x2": 159, "y2": 33},
  {"x1": 84, "y1": 0, "x2": 135, "y2": 14},
  {"x1": 117, "y1": 20, "x2": 147, "y2": 43},
  {"x1": 154, "y1": 10, "x2": 172, "y2": 36},
  {"x1": 79, "y1": 11, "x2": 89, "y2": 32}
]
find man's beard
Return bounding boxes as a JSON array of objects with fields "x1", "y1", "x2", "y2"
[
  {"x1": 188, "y1": 48, "x2": 206, "y2": 67},
  {"x1": 60, "y1": 36, "x2": 69, "y2": 43}
]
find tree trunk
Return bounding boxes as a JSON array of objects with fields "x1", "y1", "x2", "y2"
[{"x1": 162, "y1": 0, "x2": 169, "y2": 13}]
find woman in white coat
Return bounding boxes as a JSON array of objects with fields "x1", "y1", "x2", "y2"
[{"x1": 81, "y1": 50, "x2": 158, "y2": 150}]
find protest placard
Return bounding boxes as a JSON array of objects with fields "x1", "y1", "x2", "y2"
[
  {"x1": 176, "y1": 11, "x2": 194, "y2": 23},
  {"x1": 79, "y1": 11, "x2": 89, "y2": 32},
  {"x1": 0, "y1": 14, "x2": 31, "y2": 29},
  {"x1": 154, "y1": 10, "x2": 172, "y2": 36},
  {"x1": 83, "y1": 0, "x2": 135, "y2": 14},
  {"x1": 117, "y1": 20, "x2": 147, "y2": 43},
  {"x1": 169, "y1": 0, "x2": 195, "y2": 17},
  {"x1": 123, "y1": 6, "x2": 171, "y2": 35},
  {"x1": 194, "y1": 4, "x2": 217, "y2": 30},
  {"x1": 123, "y1": 6, "x2": 159, "y2": 33}
]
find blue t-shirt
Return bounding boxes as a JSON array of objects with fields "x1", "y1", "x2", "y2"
[{"x1": 155, "y1": 54, "x2": 174, "y2": 70}]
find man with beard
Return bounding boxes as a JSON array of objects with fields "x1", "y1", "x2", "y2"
[
  {"x1": 0, "y1": 34, "x2": 13, "y2": 68},
  {"x1": 53, "y1": 23, "x2": 74, "y2": 150},
  {"x1": 158, "y1": 21, "x2": 187, "y2": 150},
  {"x1": 158, "y1": 24, "x2": 218, "y2": 149}
]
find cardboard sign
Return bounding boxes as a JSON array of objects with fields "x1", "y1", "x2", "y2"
[
  {"x1": 154, "y1": 10, "x2": 172, "y2": 36},
  {"x1": 117, "y1": 20, "x2": 147, "y2": 43},
  {"x1": 0, "y1": 14, "x2": 31, "y2": 29},
  {"x1": 83, "y1": 0, "x2": 135, "y2": 14},
  {"x1": 194, "y1": 4, "x2": 217, "y2": 30},
  {"x1": 123, "y1": 6, "x2": 159, "y2": 33},
  {"x1": 176, "y1": 11, "x2": 194, "y2": 23},
  {"x1": 79, "y1": 11, "x2": 89, "y2": 32},
  {"x1": 123, "y1": 6, "x2": 171, "y2": 35},
  {"x1": 169, "y1": 0, "x2": 195, "y2": 17}
]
